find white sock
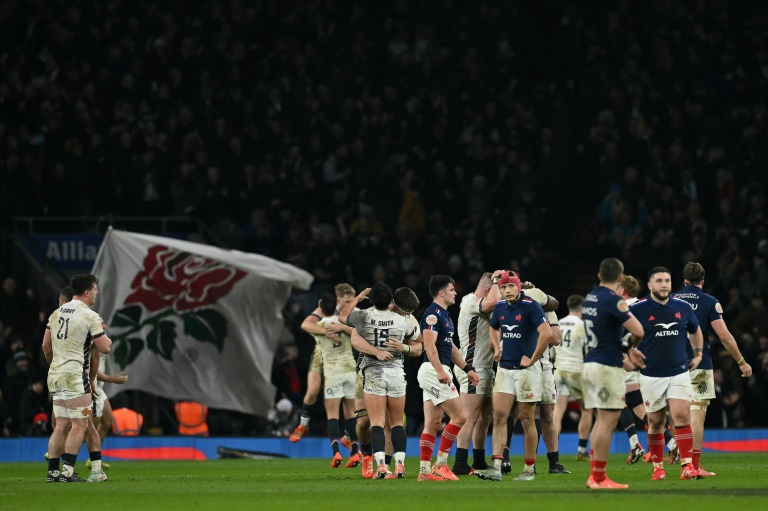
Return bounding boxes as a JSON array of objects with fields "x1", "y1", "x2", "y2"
[
  {"x1": 91, "y1": 460, "x2": 102, "y2": 472},
  {"x1": 394, "y1": 452, "x2": 405, "y2": 466},
  {"x1": 653, "y1": 461, "x2": 664, "y2": 469},
  {"x1": 667, "y1": 438, "x2": 677, "y2": 451},
  {"x1": 420, "y1": 460, "x2": 431, "y2": 473},
  {"x1": 436, "y1": 450, "x2": 448, "y2": 466},
  {"x1": 299, "y1": 416, "x2": 310, "y2": 427},
  {"x1": 493, "y1": 458, "x2": 502, "y2": 470},
  {"x1": 373, "y1": 451, "x2": 386, "y2": 468},
  {"x1": 629, "y1": 434, "x2": 639, "y2": 449},
  {"x1": 62, "y1": 464, "x2": 74, "y2": 477}
]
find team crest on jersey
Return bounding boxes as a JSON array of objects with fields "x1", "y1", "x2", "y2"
[
  {"x1": 715, "y1": 302, "x2": 723, "y2": 314},
  {"x1": 515, "y1": 314, "x2": 522, "y2": 321},
  {"x1": 675, "y1": 312, "x2": 682, "y2": 319},
  {"x1": 426, "y1": 314, "x2": 438, "y2": 326},
  {"x1": 617, "y1": 300, "x2": 629, "y2": 313}
]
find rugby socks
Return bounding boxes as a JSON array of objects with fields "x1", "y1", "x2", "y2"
[
  {"x1": 692, "y1": 449, "x2": 701, "y2": 469},
  {"x1": 674, "y1": 425, "x2": 693, "y2": 465},
  {"x1": 619, "y1": 408, "x2": 639, "y2": 448},
  {"x1": 371, "y1": 426, "x2": 386, "y2": 468},
  {"x1": 344, "y1": 419, "x2": 359, "y2": 455},
  {"x1": 472, "y1": 448, "x2": 488, "y2": 469},
  {"x1": 61, "y1": 453, "x2": 77, "y2": 477},
  {"x1": 546, "y1": 451, "x2": 560, "y2": 469},
  {"x1": 391, "y1": 426, "x2": 406, "y2": 468},
  {"x1": 454, "y1": 447, "x2": 469, "y2": 467},
  {"x1": 328, "y1": 419, "x2": 341, "y2": 454},
  {"x1": 502, "y1": 446, "x2": 510, "y2": 462},
  {"x1": 577, "y1": 438, "x2": 588, "y2": 455},
  {"x1": 492, "y1": 454, "x2": 504, "y2": 471},
  {"x1": 48, "y1": 457, "x2": 60, "y2": 475},
  {"x1": 89, "y1": 451, "x2": 102, "y2": 473},
  {"x1": 523, "y1": 457, "x2": 536, "y2": 474},
  {"x1": 299, "y1": 401, "x2": 315, "y2": 427},
  {"x1": 419, "y1": 433, "x2": 436, "y2": 473},
  {"x1": 590, "y1": 459, "x2": 607, "y2": 483},
  {"x1": 361, "y1": 443, "x2": 372, "y2": 456},
  {"x1": 436, "y1": 423, "x2": 460, "y2": 465},
  {"x1": 385, "y1": 454, "x2": 392, "y2": 466},
  {"x1": 648, "y1": 433, "x2": 665, "y2": 468}
]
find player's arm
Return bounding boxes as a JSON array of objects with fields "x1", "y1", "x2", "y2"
[
  {"x1": 339, "y1": 288, "x2": 370, "y2": 325},
  {"x1": 490, "y1": 326, "x2": 501, "y2": 362},
  {"x1": 711, "y1": 318, "x2": 752, "y2": 377},
  {"x1": 97, "y1": 370, "x2": 128, "y2": 384},
  {"x1": 688, "y1": 326, "x2": 704, "y2": 371},
  {"x1": 385, "y1": 330, "x2": 423, "y2": 357},
  {"x1": 623, "y1": 314, "x2": 646, "y2": 368},
  {"x1": 350, "y1": 328, "x2": 392, "y2": 361},
  {"x1": 300, "y1": 309, "x2": 325, "y2": 336},
  {"x1": 521, "y1": 322, "x2": 553, "y2": 368},
  {"x1": 481, "y1": 271, "x2": 504, "y2": 314},
  {"x1": 450, "y1": 343, "x2": 480, "y2": 385},
  {"x1": 546, "y1": 311, "x2": 561, "y2": 346},
  {"x1": 92, "y1": 331, "x2": 112, "y2": 354},
  {"x1": 326, "y1": 323, "x2": 353, "y2": 336},
  {"x1": 42, "y1": 328, "x2": 53, "y2": 366},
  {"x1": 89, "y1": 348, "x2": 99, "y2": 391},
  {"x1": 423, "y1": 329, "x2": 451, "y2": 384},
  {"x1": 542, "y1": 294, "x2": 559, "y2": 312}
]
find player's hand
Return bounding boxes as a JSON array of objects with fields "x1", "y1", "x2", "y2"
[
  {"x1": 384, "y1": 338, "x2": 405, "y2": 352},
  {"x1": 376, "y1": 350, "x2": 393, "y2": 362},
  {"x1": 327, "y1": 333, "x2": 341, "y2": 345},
  {"x1": 358, "y1": 288, "x2": 371, "y2": 301},
  {"x1": 622, "y1": 358, "x2": 636, "y2": 372},
  {"x1": 519, "y1": 355, "x2": 533, "y2": 368},
  {"x1": 493, "y1": 348, "x2": 501, "y2": 363},
  {"x1": 437, "y1": 370, "x2": 451, "y2": 385},
  {"x1": 688, "y1": 356, "x2": 702, "y2": 371},
  {"x1": 522, "y1": 281, "x2": 535, "y2": 290},
  {"x1": 739, "y1": 361, "x2": 753, "y2": 378},
  {"x1": 113, "y1": 372, "x2": 128, "y2": 384},
  {"x1": 467, "y1": 370, "x2": 480, "y2": 386},
  {"x1": 628, "y1": 348, "x2": 646, "y2": 369},
  {"x1": 325, "y1": 323, "x2": 345, "y2": 334}
]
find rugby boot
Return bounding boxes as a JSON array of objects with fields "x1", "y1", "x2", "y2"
[
  {"x1": 514, "y1": 470, "x2": 535, "y2": 481},
  {"x1": 289, "y1": 424, "x2": 308, "y2": 442},
  {"x1": 669, "y1": 447, "x2": 680, "y2": 465},
  {"x1": 651, "y1": 466, "x2": 667, "y2": 480},
  {"x1": 86, "y1": 471, "x2": 108, "y2": 482},
  {"x1": 345, "y1": 453, "x2": 360, "y2": 468},
  {"x1": 587, "y1": 475, "x2": 628, "y2": 489},
  {"x1": 432, "y1": 464, "x2": 459, "y2": 481},
  {"x1": 361, "y1": 455, "x2": 373, "y2": 478},
  {"x1": 330, "y1": 452, "x2": 343, "y2": 468},
  {"x1": 501, "y1": 460, "x2": 512, "y2": 474},
  {"x1": 697, "y1": 465, "x2": 717, "y2": 477},
  {"x1": 627, "y1": 444, "x2": 645, "y2": 464},
  {"x1": 680, "y1": 463, "x2": 702, "y2": 480},
  {"x1": 549, "y1": 463, "x2": 571, "y2": 474},
  {"x1": 476, "y1": 467, "x2": 502, "y2": 481}
]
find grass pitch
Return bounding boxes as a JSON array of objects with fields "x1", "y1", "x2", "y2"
[{"x1": 1, "y1": 454, "x2": 767, "y2": 511}]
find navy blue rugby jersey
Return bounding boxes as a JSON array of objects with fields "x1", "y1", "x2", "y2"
[
  {"x1": 489, "y1": 292, "x2": 548, "y2": 369},
  {"x1": 630, "y1": 297, "x2": 700, "y2": 377},
  {"x1": 672, "y1": 285, "x2": 722, "y2": 371},
  {"x1": 420, "y1": 302, "x2": 455, "y2": 366},
  {"x1": 582, "y1": 286, "x2": 633, "y2": 367}
]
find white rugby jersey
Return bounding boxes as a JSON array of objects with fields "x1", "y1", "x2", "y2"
[
  {"x1": 457, "y1": 293, "x2": 494, "y2": 369},
  {"x1": 346, "y1": 308, "x2": 418, "y2": 369},
  {"x1": 524, "y1": 288, "x2": 558, "y2": 364},
  {"x1": 47, "y1": 299, "x2": 105, "y2": 393},
  {"x1": 554, "y1": 314, "x2": 587, "y2": 372},
  {"x1": 314, "y1": 315, "x2": 356, "y2": 374}
]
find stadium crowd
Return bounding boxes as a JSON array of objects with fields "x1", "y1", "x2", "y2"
[{"x1": 1, "y1": 0, "x2": 768, "y2": 436}]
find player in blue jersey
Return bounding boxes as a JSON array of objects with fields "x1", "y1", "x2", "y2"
[
  {"x1": 479, "y1": 271, "x2": 552, "y2": 482},
  {"x1": 417, "y1": 275, "x2": 479, "y2": 481},
  {"x1": 673, "y1": 262, "x2": 752, "y2": 476},
  {"x1": 630, "y1": 266, "x2": 704, "y2": 482},
  {"x1": 581, "y1": 258, "x2": 644, "y2": 489}
]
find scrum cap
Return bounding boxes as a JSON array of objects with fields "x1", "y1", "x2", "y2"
[{"x1": 498, "y1": 270, "x2": 522, "y2": 290}]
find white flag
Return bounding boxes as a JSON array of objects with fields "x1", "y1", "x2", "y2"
[{"x1": 91, "y1": 228, "x2": 313, "y2": 415}]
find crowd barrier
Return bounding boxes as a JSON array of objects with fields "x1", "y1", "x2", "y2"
[{"x1": 2, "y1": 429, "x2": 766, "y2": 462}]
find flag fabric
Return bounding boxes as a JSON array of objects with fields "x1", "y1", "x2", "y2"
[{"x1": 91, "y1": 228, "x2": 313, "y2": 416}]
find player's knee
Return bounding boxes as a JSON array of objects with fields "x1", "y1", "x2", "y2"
[{"x1": 492, "y1": 409, "x2": 508, "y2": 425}]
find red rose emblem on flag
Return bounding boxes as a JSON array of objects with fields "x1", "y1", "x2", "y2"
[{"x1": 124, "y1": 246, "x2": 247, "y2": 312}]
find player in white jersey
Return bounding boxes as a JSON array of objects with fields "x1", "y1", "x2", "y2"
[
  {"x1": 451, "y1": 271, "x2": 502, "y2": 476},
  {"x1": 43, "y1": 275, "x2": 112, "y2": 483},
  {"x1": 553, "y1": 295, "x2": 593, "y2": 461},
  {"x1": 340, "y1": 282, "x2": 419, "y2": 479},
  {"x1": 311, "y1": 293, "x2": 359, "y2": 468},
  {"x1": 290, "y1": 283, "x2": 356, "y2": 448},
  {"x1": 350, "y1": 287, "x2": 424, "y2": 479}
]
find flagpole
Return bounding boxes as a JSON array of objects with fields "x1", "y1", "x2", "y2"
[{"x1": 91, "y1": 225, "x2": 114, "y2": 274}]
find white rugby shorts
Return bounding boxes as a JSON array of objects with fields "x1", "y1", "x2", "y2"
[
  {"x1": 555, "y1": 369, "x2": 584, "y2": 400},
  {"x1": 582, "y1": 362, "x2": 626, "y2": 409},
  {"x1": 455, "y1": 366, "x2": 494, "y2": 397},
  {"x1": 362, "y1": 365, "x2": 406, "y2": 398},
  {"x1": 493, "y1": 365, "x2": 542, "y2": 403},
  {"x1": 418, "y1": 363, "x2": 460, "y2": 405},
  {"x1": 325, "y1": 371, "x2": 356, "y2": 400},
  {"x1": 639, "y1": 372, "x2": 693, "y2": 413}
]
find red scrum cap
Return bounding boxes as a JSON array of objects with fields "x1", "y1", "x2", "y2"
[{"x1": 498, "y1": 270, "x2": 522, "y2": 290}]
